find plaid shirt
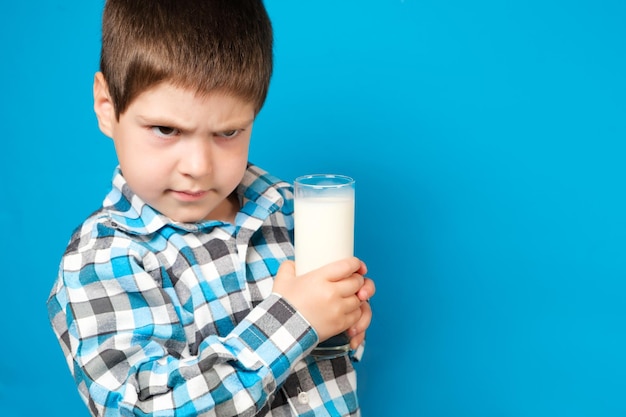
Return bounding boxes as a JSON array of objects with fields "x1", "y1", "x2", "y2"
[{"x1": 47, "y1": 164, "x2": 362, "y2": 417}]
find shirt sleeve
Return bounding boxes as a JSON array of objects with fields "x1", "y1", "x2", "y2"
[{"x1": 47, "y1": 230, "x2": 318, "y2": 416}]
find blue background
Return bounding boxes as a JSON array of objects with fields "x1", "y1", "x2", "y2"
[{"x1": 1, "y1": 1, "x2": 625, "y2": 416}]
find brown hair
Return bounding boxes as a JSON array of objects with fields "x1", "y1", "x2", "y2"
[{"x1": 100, "y1": 0, "x2": 273, "y2": 118}]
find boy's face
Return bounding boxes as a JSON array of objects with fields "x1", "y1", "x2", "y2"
[{"x1": 94, "y1": 73, "x2": 255, "y2": 223}]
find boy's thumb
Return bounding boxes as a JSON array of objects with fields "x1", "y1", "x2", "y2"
[
  {"x1": 273, "y1": 261, "x2": 296, "y2": 295},
  {"x1": 276, "y1": 260, "x2": 296, "y2": 278}
]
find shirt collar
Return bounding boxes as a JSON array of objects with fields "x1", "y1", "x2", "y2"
[{"x1": 103, "y1": 164, "x2": 289, "y2": 235}]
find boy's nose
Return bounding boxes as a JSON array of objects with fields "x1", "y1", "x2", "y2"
[{"x1": 178, "y1": 139, "x2": 212, "y2": 178}]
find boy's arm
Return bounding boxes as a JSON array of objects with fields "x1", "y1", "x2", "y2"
[{"x1": 47, "y1": 246, "x2": 318, "y2": 416}]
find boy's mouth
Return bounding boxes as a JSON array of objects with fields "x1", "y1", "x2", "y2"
[{"x1": 170, "y1": 189, "x2": 209, "y2": 201}]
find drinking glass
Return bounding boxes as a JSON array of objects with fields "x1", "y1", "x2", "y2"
[{"x1": 294, "y1": 174, "x2": 355, "y2": 358}]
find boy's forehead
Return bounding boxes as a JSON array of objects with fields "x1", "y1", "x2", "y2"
[
  {"x1": 129, "y1": 82, "x2": 256, "y2": 124},
  {"x1": 130, "y1": 82, "x2": 253, "y2": 108}
]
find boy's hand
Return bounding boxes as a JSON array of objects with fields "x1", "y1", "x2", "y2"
[
  {"x1": 273, "y1": 257, "x2": 366, "y2": 342},
  {"x1": 348, "y1": 277, "x2": 375, "y2": 349}
]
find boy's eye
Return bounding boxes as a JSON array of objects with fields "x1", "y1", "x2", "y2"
[
  {"x1": 151, "y1": 126, "x2": 179, "y2": 137},
  {"x1": 218, "y1": 129, "x2": 240, "y2": 139}
]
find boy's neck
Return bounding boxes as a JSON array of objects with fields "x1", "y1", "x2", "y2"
[{"x1": 206, "y1": 192, "x2": 240, "y2": 223}]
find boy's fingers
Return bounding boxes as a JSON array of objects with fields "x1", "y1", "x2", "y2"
[
  {"x1": 342, "y1": 274, "x2": 366, "y2": 296},
  {"x1": 357, "y1": 278, "x2": 376, "y2": 301},
  {"x1": 344, "y1": 303, "x2": 363, "y2": 328},
  {"x1": 357, "y1": 260, "x2": 368, "y2": 275},
  {"x1": 303, "y1": 257, "x2": 362, "y2": 281},
  {"x1": 350, "y1": 334, "x2": 365, "y2": 350},
  {"x1": 344, "y1": 293, "x2": 364, "y2": 313},
  {"x1": 348, "y1": 302, "x2": 372, "y2": 349}
]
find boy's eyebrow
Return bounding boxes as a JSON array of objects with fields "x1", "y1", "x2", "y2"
[
  {"x1": 136, "y1": 114, "x2": 192, "y2": 130},
  {"x1": 136, "y1": 114, "x2": 255, "y2": 131}
]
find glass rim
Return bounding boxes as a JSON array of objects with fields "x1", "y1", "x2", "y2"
[{"x1": 294, "y1": 174, "x2": 355, "y2": 189}]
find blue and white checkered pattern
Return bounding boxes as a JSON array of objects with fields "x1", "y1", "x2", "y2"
[{"x1": 48, "y1": 164, "x2": 362, "y2": 416}]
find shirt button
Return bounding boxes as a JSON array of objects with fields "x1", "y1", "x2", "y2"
[{"x1": 298, "y1": 392, "x2": 309, "y2": 404}]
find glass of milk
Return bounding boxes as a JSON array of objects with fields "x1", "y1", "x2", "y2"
[{"x1": 294, "y1": 174, "x2": 355, "y2": 358}]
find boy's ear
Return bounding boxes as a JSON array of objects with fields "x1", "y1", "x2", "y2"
[{"x1": 93, "y1": 72, "x2": 115, "y2": 138}]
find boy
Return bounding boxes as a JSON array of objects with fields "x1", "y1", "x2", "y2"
[{"x1": 47, "y1": 1, "x2": 375, "y2": 416}]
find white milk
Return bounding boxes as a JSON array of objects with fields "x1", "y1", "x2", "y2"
[{"x1": 294, "y1": 196, "x2": 354, "y2": 275}]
